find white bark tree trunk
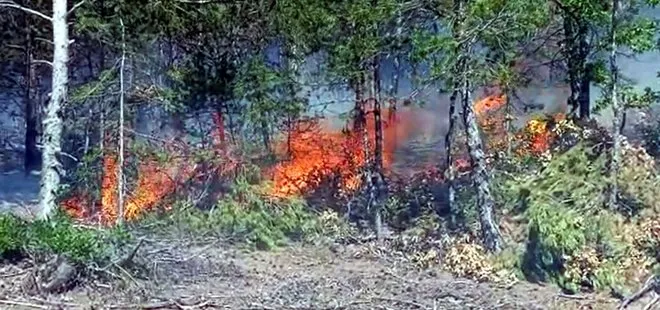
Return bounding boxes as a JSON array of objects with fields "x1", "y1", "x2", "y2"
[
  {"x1": 608, "y1": 0, "x2": 621, "y2": 209},
  {"x1": 38, "y1": 0, "x2": 68, "y2": 219}
]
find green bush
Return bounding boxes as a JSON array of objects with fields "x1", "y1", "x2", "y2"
[
  {"x1": 145, "y1": 177, "x2": 321, "y2": 250},
  {"x1": 0, "y1": 211, "x2": 128, "y2": 264},
  {"x1": 0, "y1": 215, "x2": 27, "y2": 258},
  {"x1": 500, "y1": 144, "x2": 631, "y2": 292}
]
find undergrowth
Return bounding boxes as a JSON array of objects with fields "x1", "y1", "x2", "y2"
[
  {"x1": 0, "y1": 210, "x2": 129, "y2": 264},
  {"x1": 496, "y1": 139, "x2": 660, "y2": 293},
  {"x1": 143, "y1": 177, "x2": 336, "y2": 250}
]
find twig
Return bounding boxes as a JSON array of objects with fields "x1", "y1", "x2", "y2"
[
  {"x1": 0, "y1": 299, "x2": 49, "y2": 309},
  {"x1": 67, "y1": 0, "x2": 85, "y2": 15},
  {"x1": 115, "y1": 238, "x2": 145, "y2": 268},
  {"x1": 0, "y1": 0, "x2": 52, "y2": 21},
  {"x1": 620, "y1": 274, "x2": 660, "y2": 309},
  {"x1": 181, "y1": 241, "x2": 218, "y2": 262},
  {"x1": 371, "y1": 296, "x2": 429, "y2": 309},
  {"x1": 557, "y1": 293, "x2": 589, "y2": 300},
  {"x1": 0, "y1": 269, "x2": 28, "y2": 278},
  {"x1": 383, "y1": 268, "x2": 419, "y2": 284}
]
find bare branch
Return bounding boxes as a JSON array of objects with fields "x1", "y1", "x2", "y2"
[
  {"x1": 68, "y1": 0, "x2": 85, "y2": 15},
  {"x1": 0, "y1": 0, "x2": 52, "y2": 21},
  {"x1": 32, "y1": 59, "x2": 53, "y2": 67}
]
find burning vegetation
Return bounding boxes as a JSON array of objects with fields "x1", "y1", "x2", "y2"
[{"x1": 60, "y1": 91, "x2": 563, "y2": 225}]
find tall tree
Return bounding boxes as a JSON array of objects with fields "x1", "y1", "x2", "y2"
[
  {"x1": 38, "y1": 0, "x2": 70, "y2": 219},
  {"x1": 413, "y1": 0, "x2": 550, "y2": 252},
  {"x1": 608, "y1": 0, "x2": 621, "y2": 209},
  {"x1": 0, "y1": 0, "x2": 52, "y2": 174}
]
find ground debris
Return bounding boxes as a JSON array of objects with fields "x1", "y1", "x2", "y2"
[{"x1": 0, "y1": 238, "x2": 619, "y2": 310}]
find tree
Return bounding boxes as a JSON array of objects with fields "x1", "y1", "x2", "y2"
[
  {"x1": 38, "y1": 0, "x2": 70, "y2": 219},
  {"x1": 412, "y1": 0, "x2": 550, "y2": 252},
  {"x1": 0, "y1": 0, "x2": 73, "y2": 219},
  {"x1": 608, "y1": 0, "x2": 621, "y2": 209},
  {"x1": 0, "y1": 0, "x2": 53, "y2": 174}
]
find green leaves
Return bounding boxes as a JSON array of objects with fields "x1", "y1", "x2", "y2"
[{"x1": 617, "y1": 18, "x2": 658, "y2": 53}]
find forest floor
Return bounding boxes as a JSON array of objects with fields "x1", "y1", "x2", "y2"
[
  {"x1": 0, "y1": 234, "x2": 638, "y2": 310},
  {"x1": 0, "y1": 164, "x2": 648, "y2": 310}
]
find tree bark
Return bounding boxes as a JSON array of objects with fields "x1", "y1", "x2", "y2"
[
  {"x1": 461, "y1": 73, "x2": 502, "y2": 253},
  {"x1": 445, "y1": 0, "x2": 462, "y2": 221},
  {"x1": 608, "y1": 0, "x2": 621, "y2": 209},
  {"x1": 23, "y1": 20, "x2": 41, "y2": 174},
  {"x1": 117, "y1": 17, "x2": 126, "y2": 225},
  {"x1": 563, "y1": 16, "x2": 591, "y2": 120},
  {"x1": 38, "y1": 0, "x2": 69, "y2": 219},
  {"x1": 372, "y1": 57, "x2": 386, "y2": 240},
  {"x1": 455, "y1": 0, "x2": 501, "y2": 252},
  {"x1": 445, "y1": 86, "x2": 458, "y2": 219}
]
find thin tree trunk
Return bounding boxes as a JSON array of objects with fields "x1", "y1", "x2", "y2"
[
  {"x1": 117, "y1": 17, "x2": 126, "y2": 225},
  {"x1": 445, "y1": 86, "x2": 458, "y2": 219},
  {"x1": 455, "y1": 0, "x2": 501, "y2": 252},
  {"x1": 608, "y1": 0, "x2": 621, "y2": 209},
  {"x1": 388, "y1": 12, "x2": 402, "y2": 124},
  {"x1": 504, "y1": 87, "x2": 513, "y2": 156},
  {"x1": 38, "y1": 0, "x2": 68, "y2": 219},
  {"x1": 24, "y1": 23, "x2": 41, "y2": 174},
  {"x1": 461, "y1": 73, "x2": 502, "y2": 253},
  {"x1": 372, "y1": 57, "x2": 385, "y2": 240},
  {"x1": 563, "y1": 16, "x2": 591, "y2": 120},
  {"x1": 445, "y1": 0, "x2": 461, "y2": 221}
]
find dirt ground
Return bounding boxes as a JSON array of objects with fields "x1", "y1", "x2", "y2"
[{"x1": 0, "y1": 234, "x2": 646, "y2": 310}]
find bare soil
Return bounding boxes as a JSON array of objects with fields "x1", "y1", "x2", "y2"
[{"x1": 0, "y1": 235, "x2": 642, "y2": 310}]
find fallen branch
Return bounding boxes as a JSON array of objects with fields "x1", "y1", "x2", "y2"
[
  {"x1": 0, "y1": 299, "x2": 49, "y2": 309},
  {"x1": 116, "y1": 238, "x2": 145, "y2": 268},
  {"x1": 619, "y1": 274, "x2": 660, "y2": 310}
]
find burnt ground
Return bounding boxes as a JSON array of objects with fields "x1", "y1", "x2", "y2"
[{"x1": 0, "y1": 235, "x2": 642, "y2": 310}]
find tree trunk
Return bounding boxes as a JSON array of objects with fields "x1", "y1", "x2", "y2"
[
  {"x1": 563, "y1": 16, "x2": 591, "y2": 120},
  {"x1": 445, "y1": 86, "x2": 458, "y2": 219},
  {"x1": 372, "y1": 58, "x2": 386, "y2": 240},
  {"x1": 608, "y1": 0, "x2": 621, "y2": 209},
  {"x1": 213, "y1": 104, "x2": 226, "y2": 146},
  {"x1": 353, "y1": 75, "x2": 366, "y2": 133},
  {"x1": 24, "y1": 26, "x2": 41, "y2": 174},
  {"x1": 454, "y1": 0, "x2": 501, "y2": 250},
  {"x1": 461, "y1": 74, "x2": 502, "y2": 253},
  {"x1": 117, "y1": 17, "x2": 126, "y2": 225},
  {"x1": 446, "y1": 0, "x2": 462, "y2": 221},
  {"x1": 38, "y1": 0, "x2": 69, "y2": 219}
]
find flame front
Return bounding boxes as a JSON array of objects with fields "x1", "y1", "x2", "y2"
[
  {"x1": 62, "y1": 94, "x2": 562, "y2": 222},
  {"x1": 270, "y1": 105, "x2": 413, "y2": 198}
]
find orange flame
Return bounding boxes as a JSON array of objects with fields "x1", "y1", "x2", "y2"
[
  {"x1": 269, "y1": 103, "x2": 414, "y2": 198},
  {"x1": 62, "y1": 113, "x2": 230, "y2": 224}
]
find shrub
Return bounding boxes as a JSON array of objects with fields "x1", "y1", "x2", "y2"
[
  {"x1": 499, "y1": 143, "x2": 648, "y2": 292},
  {"x1": 145, "y1": 177, "x2": 321, "y2": 250},
  {"x1": 0, "y1": 210, "x2": 127, "y2": 264},
  {"x1": 0, "y1": 214, "x2": 27, "y2": 258}
]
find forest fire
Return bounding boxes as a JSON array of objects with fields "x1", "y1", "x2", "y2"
[
  {"x1": 61, "y1": 94, "x2": 561, "y2": 223},
  {"x1": 62, "y1": 153, "x2": 194, "y2": 224},
  {"x1": 269, "y1": 105, "x2": 414, "y2": 198},
  {"x1": 473, "y1": 92, "x2": 561, "y2": 155}
]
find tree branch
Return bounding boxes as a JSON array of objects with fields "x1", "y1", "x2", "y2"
[
  {"x1": 32, "y1": 60, "x2": 53, "y2": 67},
  {"x1": 68, "y1": 0, "x2": 85, "y2": 15},
  {"x1": 0, "y1": 1, "x2": 52, "y2": 21}
]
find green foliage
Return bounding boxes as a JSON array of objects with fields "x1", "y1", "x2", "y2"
[
  {"x1": 500, "y1": 144, "x2": 635, "y2": 292},
  {"x1": 0, "y1": 215, "x2": 27, "y2": 258},
  {"x1": 0, "y1": 211, "x2": 129, "y2": 263},
  {"x1": 324, "y1": 0, "x2": 398, "y2": 82},
  {"x1": 145, "y1": 177, "x2": 321, "y2": 250},
  {"x1": 273, "y1": 0, "x2": 338, "y2": 54}
]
